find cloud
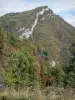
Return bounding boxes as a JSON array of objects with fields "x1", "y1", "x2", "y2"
[
  {"x1": 51, "y1": 0, "x2": 75, "y2": 27},
  {"x1": 59, "y1": 13, "x2": 75, "y2": 27},
  {"x1": 0, "y1": 0, "x2": 41, "y2": 15},
  {"x1": 52, "y1": 0, "x2": 75, "y2": 13}
]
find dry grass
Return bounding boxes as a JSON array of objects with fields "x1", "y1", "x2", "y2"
[{"x1": 0, "y1": 86, "x2": 75, "y2": 100}]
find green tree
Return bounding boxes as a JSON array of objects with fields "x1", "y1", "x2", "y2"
[
  {"x1": 64, "y1": 57, "x2": 75, "y2": 88},
  {"x1": 6, "y1": 51, "x2": 36, "y2": 88}
]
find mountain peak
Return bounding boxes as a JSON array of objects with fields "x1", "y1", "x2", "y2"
[
  {"x1": 20, "y1": 6, "x2": 52, "y2": 38},
  {"x1": 36, "y1": 5, "x2": 48, "y2": 9},
  {"x1": 33, "y1": 5, "x2": 53, "y2": 13},
  {"x1": 0, "y1": 6, "x2": 75, "y2": 66},
  {"x1": 34, "y1": 6, "x2": 54, "y2": 17}
]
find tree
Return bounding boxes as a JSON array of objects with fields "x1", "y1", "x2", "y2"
[
  {"x1": 64, "y1": 57, "x2": 75, "y2": 88},
  {"x1": 0, "y1": 28, "x2": 5, "y2": 55},
  {"x1": 6, "y1": 51, "x2": 36, "y2": 88}
]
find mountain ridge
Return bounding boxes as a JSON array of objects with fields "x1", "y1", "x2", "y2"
[{"x1": 0, "y1": 6, "x2": 75, "y2": 66}]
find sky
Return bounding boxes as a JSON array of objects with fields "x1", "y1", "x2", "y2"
[{"x1": 0, "y1": 0, "x2": 75, "y2": 27}]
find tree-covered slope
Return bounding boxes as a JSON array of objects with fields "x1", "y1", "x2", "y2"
[
  {"x1": 0, "y1": 6, "x2": 75, "y2": 90},
  {"x1": 0, "y1": 25, "x2": 75, "y2": 90}
]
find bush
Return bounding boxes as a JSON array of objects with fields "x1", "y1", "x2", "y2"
[
  {"x1": 64, "y1": 57, "x2": 75, "y2": 88},
  {"x1": 47, "y1": 67, "x2": 65, "y2": 86}
]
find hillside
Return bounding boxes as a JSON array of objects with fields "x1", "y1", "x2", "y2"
[
  {"x1": 0, "y1": 6, "x2": 75, "y2": 67},
  {"x1": 0, "y1": 28, "x2": 75, "y2": 100},
  {"x1": 0, "y1": 6, "x2": 75, "y2": 100}
]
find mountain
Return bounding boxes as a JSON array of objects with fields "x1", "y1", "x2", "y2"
[
  {"x1": 0, "y1": 6, "x2": 75, "y2": 66},
  {"x1": 0, "y1": 6, "x2": 75, "y2": 99}
]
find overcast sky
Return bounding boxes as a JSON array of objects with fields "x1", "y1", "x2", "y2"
[{"x1": 0, "y1": 0, "x2": 75, "y2": 27}]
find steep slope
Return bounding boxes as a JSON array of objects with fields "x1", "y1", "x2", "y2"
[{"x1": 0, "y1": 6, "x2": 75, "y2": 66}]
